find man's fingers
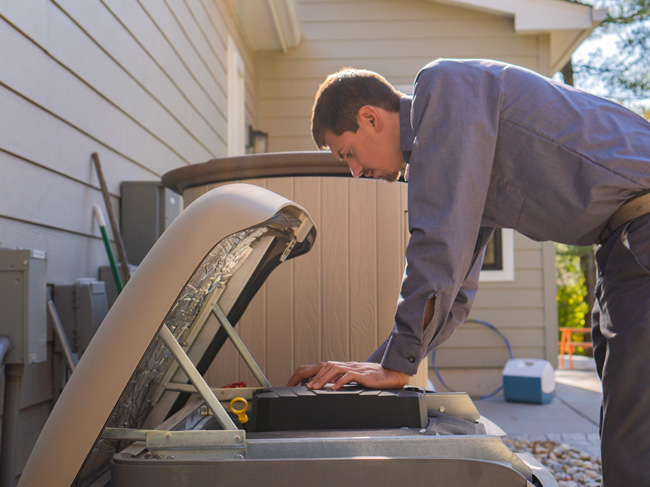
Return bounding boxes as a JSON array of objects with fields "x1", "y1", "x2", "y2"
[
  {"x1": 306, "y1": 362, "x2": 336, "y2": 389},
  {"x1": 332, "y1": 371, "x2": 358, "y2": 390},
  {"x1": 289, "y1": 361, "x2": 410, "y2": 390},
  {"x1": 287, "y1": 362, "x2": 325, "y2": 386},
  {"x1": 333, "y1": 366, "x2": 410, "y2": 390},
  {"x1": 307, "y1": 363, "x2": 348, "y2": 389},
  {"x1": 308, "y1": 362, "x2": 370, "y2": 389}
]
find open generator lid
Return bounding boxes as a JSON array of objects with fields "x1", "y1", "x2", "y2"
[{"x1": 18, "y1": 183, "x2": 317, "y2": 487}]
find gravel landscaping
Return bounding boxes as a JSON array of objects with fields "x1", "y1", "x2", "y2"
[{"x1": 504, "y1": 438, "x2": 602, "y2": 487}]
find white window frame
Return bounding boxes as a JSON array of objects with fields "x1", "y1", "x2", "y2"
[
  {"x1": 479, "y1": 228, "x2": 515, "y2": 282},
  {"x1": 227, "y1": 36, "x2": 246, "y2": 157}
]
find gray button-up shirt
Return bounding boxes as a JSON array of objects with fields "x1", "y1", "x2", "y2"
[{"x1": 372, "y1": 58, "x2": 650, "y2": 375}]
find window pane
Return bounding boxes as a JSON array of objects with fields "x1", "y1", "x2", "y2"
[{"x1": 481, "y1": 229, "x2": 503, "y2": 271}]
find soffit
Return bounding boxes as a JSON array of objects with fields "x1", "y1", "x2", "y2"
[
  {"x1": 435, "y1": 0, "x2": 607, "y2": 72},
  {"x1": 227, "y1": 0, "x2": 302, "y2": 52}
]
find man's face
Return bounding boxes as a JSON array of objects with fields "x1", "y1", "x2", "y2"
[{"x1": 324, "y1": 106, "x2": 404, "y2": 182}]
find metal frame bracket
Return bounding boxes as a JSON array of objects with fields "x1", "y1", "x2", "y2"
[{"x1": 145, "y1": 430, "x2": 247, "y2": 460}]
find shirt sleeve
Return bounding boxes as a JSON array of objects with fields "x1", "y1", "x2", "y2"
[
  {"x1": 369, "y1": 226, "x2": 494, "y2": 366},
  {"x1": 377, "y1": 60, "x2": 504, "y2": 375}
]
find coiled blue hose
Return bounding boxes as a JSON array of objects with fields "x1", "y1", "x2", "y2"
[{"x1": 431, "y1": 318, "x2": 514, "y2": 400}]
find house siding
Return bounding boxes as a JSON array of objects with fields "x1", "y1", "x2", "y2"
[{"x1": 0, "y1": 0, "x2": 251, "y2": 477}]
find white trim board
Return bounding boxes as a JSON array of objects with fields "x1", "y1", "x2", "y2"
[{"x1": 480, "y1": 228, "x2": 515, "y2": 282}]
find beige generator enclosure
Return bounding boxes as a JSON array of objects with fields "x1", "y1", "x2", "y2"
[
  {"x1": 163, "y1": 152, "x2": 431, "y2": 389},
  {"x1": 18, "y1": 182, "x2": 557, "y2": 487}
]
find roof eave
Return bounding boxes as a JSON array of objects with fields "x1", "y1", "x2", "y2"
[
  {"x1": 548, "y1": 8, "x2": 608, "y2": 73},
  {"x1": 227, "y1": 0, "x2": 302, "y2": 52},
  {"x1": 435, "y1": 1, "x2": 607, "y2": 72}
]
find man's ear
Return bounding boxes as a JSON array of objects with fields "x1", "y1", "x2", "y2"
[{"x1": 357, "y1": 105, "x2": 382, "y2": 131}]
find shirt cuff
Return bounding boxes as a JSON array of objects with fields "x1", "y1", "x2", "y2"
[{"x1": 379, "y1": 334, "x2": 426, "y2": 376}]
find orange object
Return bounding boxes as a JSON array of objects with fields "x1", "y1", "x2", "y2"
[{"x1": 558, "y1": 327, "x2": 593, "y2": 369}]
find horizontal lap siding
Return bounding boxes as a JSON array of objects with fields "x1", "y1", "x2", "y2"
[
  {"x1": 259, "y1": 0, "x2": 544, "y2": 153},
  {"x1": 0, "y1": 0, "x2": 237, "y2": 249},
  {"x1": 256, "y1": 0, "x2": 556, "y2": 379},
  {"x1": 0, "y1": 0, "x2": 243, "y2": 296},
  {"x1": 0, "y1": 0, "x2": 243, "y2": 476}
]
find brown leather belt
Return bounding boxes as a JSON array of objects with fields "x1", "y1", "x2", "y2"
[{"x1": 598, "y1": 191, "x2": 650, "y2": 244}]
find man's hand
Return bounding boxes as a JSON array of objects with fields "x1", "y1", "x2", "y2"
[{"x1": 287, "y1": 361, "x2": 410, "y2": 390}]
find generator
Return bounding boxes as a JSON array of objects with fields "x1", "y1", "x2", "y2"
[{"x1": 18, "y1": 184, "x2": 557, "y2": 487}]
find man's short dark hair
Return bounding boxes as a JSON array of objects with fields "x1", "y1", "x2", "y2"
[{"x1": 311, "y1": 68, "x2": 403, "y2": 149}]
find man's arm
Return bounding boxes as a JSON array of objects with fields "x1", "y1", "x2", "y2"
[
  {"x1": 369, "y1": 226, "x2": 494, "y2": 362},
  {"x1": 288, "y1": 227, "x2": 494, "y2": 390},
  {"x1": 377, "y1": 60, "x2": 504, "y2": 375}
]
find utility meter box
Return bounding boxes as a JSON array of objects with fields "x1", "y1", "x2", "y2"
[
  {"x1": 53, "y1": 278, "x2": 108, "y2": 357},
  {"x1": 121, "y1": 181, "x2": 182, "y2": 265},
  {"x1": 0, "y1": 248, "x2": 47, "y2": 364},
  {"x1": 503, "y1": 358, "x2": 555, "y2": 405}
]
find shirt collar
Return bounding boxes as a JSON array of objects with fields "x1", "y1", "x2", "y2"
[{"x1": 400, "y1": 96, "x2": 414, "y2": 162}]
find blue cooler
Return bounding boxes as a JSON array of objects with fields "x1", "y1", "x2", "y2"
[{"x1": 502, "y1": 358, "x2": 555, "y2": 404}]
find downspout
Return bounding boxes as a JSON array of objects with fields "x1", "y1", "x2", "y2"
[{"x1": 0, "y1": 335, "x2": 21, "y2": 487}]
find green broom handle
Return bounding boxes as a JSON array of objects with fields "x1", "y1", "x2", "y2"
[{"x1": 93, "y1": 205, "x2": 123, "y2": 293}]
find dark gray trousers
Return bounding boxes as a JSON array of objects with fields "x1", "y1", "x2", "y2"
[{"x1": 593, "y1": 212, "x2": 650, "y2": 487}]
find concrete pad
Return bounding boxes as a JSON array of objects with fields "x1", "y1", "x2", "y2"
[
  {"x1": 473, "y1": 357, "x2": 602, "y2": 436},
  {"x1": 476, "y1": 394, "x2": 599, "y2": 436}
]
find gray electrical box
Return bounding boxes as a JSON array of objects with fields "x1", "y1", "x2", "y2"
[
  {"x1": 0, "y1": 248, "x2": 47, "y2": 364},
  {"x1": 53, "y1": 278, "x2": 108, "y2": 357},
  {"x1": 98, "y1": 264, "x2": 137, "y2": 309},
  {"x1": 121, "y1": 181, "x2": 182, "y2": 265}
]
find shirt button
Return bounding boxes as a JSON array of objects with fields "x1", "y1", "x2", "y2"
[{"x1": 408, "y1": 356, "x2": 416, "y2": 363}]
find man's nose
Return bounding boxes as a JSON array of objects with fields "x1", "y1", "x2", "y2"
[{"x1": 348, "y1": 160, "x2": 363, "y2": 178}]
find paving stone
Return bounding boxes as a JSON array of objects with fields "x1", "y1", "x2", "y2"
[
  {"x1": 562, "y1": 432, "x2": 589, "y2": 441},
  {"x1": 504, "y1": 437, "x2": 602, "y2": 486}
]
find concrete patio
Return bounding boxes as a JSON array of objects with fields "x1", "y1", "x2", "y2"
[{"x1": 475, "y1": 356, "x2": 602, "y2": 459}]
